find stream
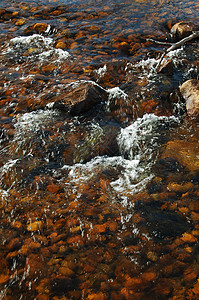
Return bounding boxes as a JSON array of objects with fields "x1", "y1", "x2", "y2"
[{"x1": 0, "y1": 0, "x2": 199, "y2": 299}]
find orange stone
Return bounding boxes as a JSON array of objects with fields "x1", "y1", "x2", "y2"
[
  {"x1": 161, "y1": 140, "x2": 199, "y2": 171},
  {"x1": 178, "y1": 207, "x2": 189, "y2": 215},
  {"x1": 47, "y1": 184, "x2": 60, "y2": 194},
  {"x1": 191, "y1": 212, "x2": 199, "y2": 222},
  {"x1": 27, "y1": 220, "x2": 43, "y2": 231},
  {"x1": 87, "y1": 292, "x2": 105, "y2": 300},
  {"x1": 167, "y1": 182, "x2": 194, "y2": 193},
  {"x1": 184, "y1": 267, "x2": 198, "y2": 281},
  {"x1": 181, "y1": 233, "x2": 197, "y2": 243},
  {"x1": 11, "y1": 220, "x2": 23, "y2": 230},
  {"x1": 192, "y1": 280, "x2": 199, "y2": 295},
  {"x1": 107, "y1": 221, "x2": 117, "y2": 232},
  {"x1": 33, "y1": 23, "x2": 48, "y2": 34},
  {"x1": 142, "y1": 272, "x2": 156, "y2": 281},
  {"x1": 0, "y1": 274, "x2": 9, "y2": 284},
  {"x1": 94, "y1": 224, "x2": 107, "y2": 233},
  {"x1": 15, "y1": 18, "x2": 26, "y2": 26},
  {"x1": 67, "y1": 235, "x2": 84, "y2": 246},
  {"x1": 35, "y1": 295, "x2": 49, "y2": 300},
  {"x1": 58, "y1": 266, "x2": 74, "y2": 276},
  {"x1": 55, "y1": 41, "x2": 67, "y2": 50},
  {"x1": 125, "y1": 275, "x2": 142, "y2": 288}
]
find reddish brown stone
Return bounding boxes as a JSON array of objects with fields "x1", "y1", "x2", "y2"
[
  {"x1": 53, "y1": 81, "x2": 108, "y2": 115},
  {"x1": 0, "y1": 274, "x2": 10, "y2": 284},
  {"x1": 47, "y1": 183, "x2": 60, "y2": 194},
  {"x1": 192, "y1": 281, "x2": 199, "y2": 295},
  {"x1": 7, "y1": 238, "x2": 22, "y2": 251}
]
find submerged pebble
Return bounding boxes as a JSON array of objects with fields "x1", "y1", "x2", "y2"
[{"x1": 0, "y1": 0, "x2": 198, "y2": 299}]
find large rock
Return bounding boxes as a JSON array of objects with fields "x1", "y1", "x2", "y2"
[
  {"x1": 180, "y1": 79, "x2": 199, "y2": 116},
  {"x1": 170, "y1": 21, "x2": 199, "y2": 40},
  {"x1": 161, "y1": 139, "x2": 199, "y2": 172},
  {"x1": 53, "y1": 81, "x2": 108, "y2": 115}
]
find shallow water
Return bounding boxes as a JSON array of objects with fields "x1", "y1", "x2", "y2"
[{"x1": 0, "y1": 0, "x2": 199, "y2": 299}]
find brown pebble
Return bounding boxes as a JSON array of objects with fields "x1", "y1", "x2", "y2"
[
  {"x1": 27, "y1": 221, "x2": 43, "y2": 231},
  {"x1": 7, "y1": 237, "x2": 22, "y2": 251},
  {"x1": 15, "y1": 18, "x2": 26, "y2": 26},
  {"x1": 55, "y1": 41, "x2": 67, "y2": 50}
]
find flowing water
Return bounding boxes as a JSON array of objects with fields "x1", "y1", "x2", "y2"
[{"x1": 0, "y1": 0, "x2": 199, "y2": 299}]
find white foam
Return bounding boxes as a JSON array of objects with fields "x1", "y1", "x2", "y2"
[
  {"x1": 64, "y1": 79, "x2": 107, "y2": 92},
  {"x1": 106, "y1": 87, "x2": 129, "y2": 111},
  {"x1": 11, "y1": 110, "x2": 59, "y2": 157},
  {"x1": 0, "y1": 159, "x2": 18, "y2": 173},
  {"x1": 2, "y1": 34, "x2": 72, "y2": 67},
  {"x1": 95, "y1": 64, "x2": 107, "y2": 77},
  {"x1": 39, "y1": 48, "x2": 71, "y2": 63},
  {"x1": 14, "y1": 109, "x2": 58, "y2": 134},
  {"x1": 125, "y1": 47, "x2": 186, "y2": 80},
  {"x1": 10, "y1": 34, "x2": 53, "y2": 48},
  {"x1": 64, "y1": 113, "x2": 178, "y2": 196},
  {"x1": 107, "y1": 87, "x2": 128, "y2": 100}
]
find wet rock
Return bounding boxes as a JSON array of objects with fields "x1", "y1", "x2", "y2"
[
  {"x1": 7, "y1": 237, "x2": 22, "y2": 251},
  {"x1": 53, "y1": 81, "x2": 108, "y2": 115},
  {"x1": 91, "y1": 60, "x2": 127, "y2": 87},
  {"x1": 167, "y1": 182, "x2": 194, "y2": 193},
  {"x1": 25, "y1": 253, "x2": 47, "y2": 279},
  {"x1": 24, "y1": 23, "x2": 50, "y2": 35},
  {"x1": 171, "y1": 21, "x2": 199, "y2": 40},
  {"x1": 58, "y1": 266, "x2": 74, "y2": 276},
  {"x1": 147, "y1": 251, "x2": 158, "y2": 262},
  {"x1": 11, "y1": 221, "x2": 23, "y2": 230},
  {"x1": 0, "y1": 9, "x2": 14, "y2": 21},
  {"x1": 86, "y1": 292, "x2": 105, "y2": 300},
  {"x1": 154, "y1": 278, "x2": 172, "y2": 296},
  {"x1": 181, "y1": 232, "x2": 197, "y2": 243},
  {"x1": 180, "y1": 79, "x2": 199, "y2": 117},
  {"x1": 27, "y1": 220, "x2": 43, "y2": 231},
  {"x1": 0, "y1": 274, "x2": 10, "y2": 284},
  {"x1": 47, "y1": 183, "x2": 62, "y2": 194},
  {"x1": 135, "y1": 202, "x2": 191, "y2": 240},
  {"x1": 192, "y1": 281, "x2": 199, "y2": 295},
  {"x1": 158, "y1": 59, "x2": 174, "y2": 75},
  {"x1": 51, "y1": 276, "x2": 79, "y2": 295},
  {"x1": 73, "y1": 124, "x2": 120, "y2": 163},
  {"x1": 142, "y1": 272, "x2": 156, "y2": 282},
  {"x1": 191, "y1": 212, "x2": 199, "y2": 222},
  {"x1": 153, "y1": 157, "x2": 185, "y2": 178},
  {"x1": 15, "y1": 18, "x2": 26, "y2": 26},
  {"x1": 55, "y1": 40, "x2": 67, "y2": 50},
  {"x1": 161, "y1": 140, "x2": 199, "y2": 172}
]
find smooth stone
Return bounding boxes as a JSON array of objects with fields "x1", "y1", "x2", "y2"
[
  {"x1": 53, "y1": 81, "x2": 108, "y2": 115},
  {"x1": 171, "y1": 21, "x2": 199, "y2": 40},
  {"x1": 180, "y1": 79, "x2": 199, "y2": 116},
  {"x1": 24, "y1": 22, "x2": 49, "y2": 35},
  {"x1": 161, "y1": 140, "x2": 199, "y2": 172}
]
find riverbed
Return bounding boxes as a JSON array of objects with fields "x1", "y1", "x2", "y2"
[{"x1": 0, "y1": 0, "x2": 199, "y2": 299}]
